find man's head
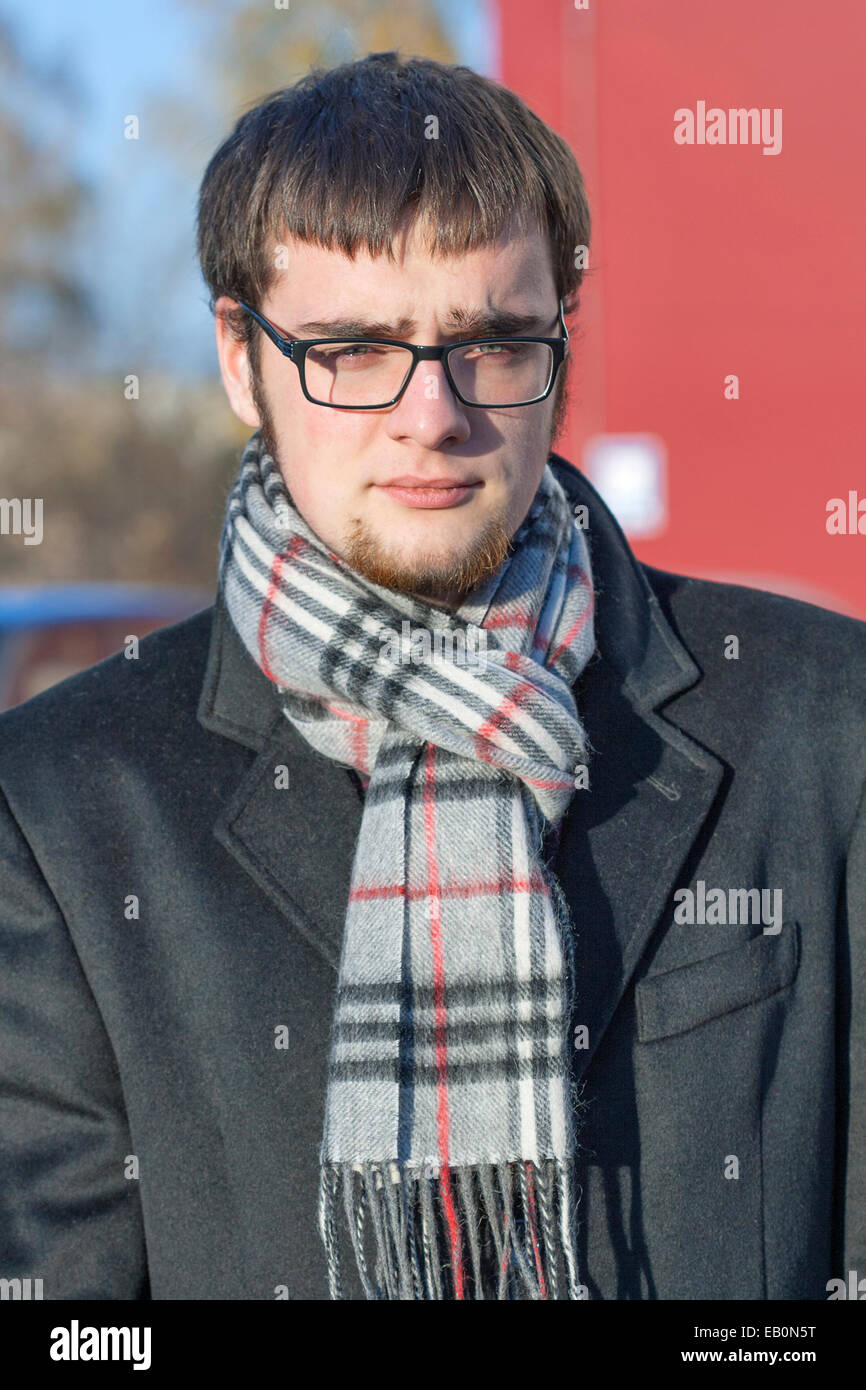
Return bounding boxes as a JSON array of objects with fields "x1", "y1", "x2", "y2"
[{"x1": 198, "y1": 51, "x2": 590, "y2": 608}]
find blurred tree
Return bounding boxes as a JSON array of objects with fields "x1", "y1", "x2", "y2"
[
  {"x1": 148, "y1": 0, "x2": 455, "y2": 173},
  {"x1": 190, "y1": 0, "x2": 454, "y2": 116},
  {"x1": 0, "y1": 16, "x2": 94, "y2": 365}
]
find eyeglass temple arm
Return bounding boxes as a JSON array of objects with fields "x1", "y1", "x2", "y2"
[{"x1": 235, "y1": 301, "x2": 295, "y2": 356}]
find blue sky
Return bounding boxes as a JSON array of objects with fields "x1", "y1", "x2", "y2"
[{"x1": 2, "y1": 0, "x2": 497, "y2": 375}]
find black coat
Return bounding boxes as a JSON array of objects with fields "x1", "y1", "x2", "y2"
[{"x1": 1, "y1": 455, "x2": 864, "y2": 1300}]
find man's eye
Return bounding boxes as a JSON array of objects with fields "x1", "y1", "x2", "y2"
[
  {"x1": 317, "y1": 345, "x2": 388, "y2": 363},
  {"x1": 465, "y1": 342, "x2": 526, "y2": 358},
  {"x1": 323, "y1": 345, "x2": 368, "y2": 359}
]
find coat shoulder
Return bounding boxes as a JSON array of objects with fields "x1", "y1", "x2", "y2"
[
  {"x1": 644, "y1": 564, "x2": 866, "y2": 710},
  {"x1": 0, "y1": 605, "x2": 216, "y2": 773},
  {"x1": 645, "y1": 563, "x2": 866, "y2": 653}
]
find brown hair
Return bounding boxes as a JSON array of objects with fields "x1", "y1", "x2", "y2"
[{"x1": 197, "y1": 50, "x2": 591, "y2": 379}]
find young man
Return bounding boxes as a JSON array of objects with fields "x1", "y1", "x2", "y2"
[{"x1": 0, "y1": 52, "x2": 863, "y2": 1302}]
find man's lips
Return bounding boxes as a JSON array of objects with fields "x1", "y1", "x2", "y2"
[{"x1": 375, "y1": 476, "x2": 482, "y2": 509}]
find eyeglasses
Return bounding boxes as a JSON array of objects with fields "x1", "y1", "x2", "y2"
[{"x1": 235, "y1": 299, "x2": 569, "y2": 409}]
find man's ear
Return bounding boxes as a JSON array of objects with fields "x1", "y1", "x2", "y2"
[{"x1": 214, "y1": 296, "x2": 261, "y2": 428}]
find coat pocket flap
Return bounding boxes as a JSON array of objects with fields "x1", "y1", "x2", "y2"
[{"x1": 635, "y1": 922, "x2": 801, "y2": 1042}]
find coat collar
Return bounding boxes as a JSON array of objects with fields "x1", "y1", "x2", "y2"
[{"x1": 197, "y1": 456, "x2": 726, "y2": 1070}]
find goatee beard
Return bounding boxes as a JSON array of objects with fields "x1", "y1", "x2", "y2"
[{"x1": 341, "y1": 513, "x2": 514, "y2": 609}]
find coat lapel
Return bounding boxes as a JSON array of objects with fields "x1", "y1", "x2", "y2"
[
  {"x1": 197, "y1": 597, "x2": 363, "y2": 971},
  {"x1": 555, "y1": 658, "x2": 726, "y2": 1080},
  {"x1": 550, "y1": 455, "x2": 726, "y2": 1078},
  {"x1": 197, "y1": 456, "x2": 727, "y2": 1039}
]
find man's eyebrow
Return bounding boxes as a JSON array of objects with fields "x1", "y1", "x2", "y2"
[{"x1": 294, "y1": 307, "x2": 554, "y2": 340}]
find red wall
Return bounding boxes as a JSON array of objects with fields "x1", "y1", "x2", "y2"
[{"x1": 495, "y1": 0, "x2": 866, "y2": 617}]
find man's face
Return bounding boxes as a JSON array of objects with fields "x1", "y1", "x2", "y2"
[{"x1": 216, "y1": 221, "x2": 570, "y2": 608}]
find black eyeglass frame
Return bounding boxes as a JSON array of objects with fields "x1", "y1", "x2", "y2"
[{"x1": 235, "y1": 298, "x2": 570, "y2": 409}]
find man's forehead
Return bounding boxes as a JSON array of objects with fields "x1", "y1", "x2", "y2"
[{"x1": 264, "y1": 226, "x2": 556, "y2": 325}]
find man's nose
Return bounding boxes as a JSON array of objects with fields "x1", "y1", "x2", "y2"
[{"x1": 385, "y1": 357, "x2": 472, "y2": 447}]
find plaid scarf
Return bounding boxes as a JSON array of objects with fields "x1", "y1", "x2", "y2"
[{"x1": 219, "y1": 430, "x2": 596, "y2": 1299}]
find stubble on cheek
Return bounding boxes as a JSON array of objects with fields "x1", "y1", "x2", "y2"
[{"x1": 249, "y1": 362, "x2": 280, "y2": 464}]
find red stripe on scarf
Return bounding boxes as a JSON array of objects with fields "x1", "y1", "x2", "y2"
[
  {"x1": 525, "y1": 1161, "x2": 548, "y2": 1298},
  {"x1": 523, "y1": 773, "x2": 578, "y2": 792},
  {"x1": 548, "y1": 591, "x2": 594, "y2": 667},
  {"x1": 422, "y1": 744, "x2": 464, "y2": 1299},
  {"x1": 349, "y1": 871, "x2": 547, "y2": 903},
  {"x1": 530, "y1": 564, "x2": 590, "y2": 662},
  {"x1": 474, "y1": 657, "x2": 536, "y2": 763},
  {"x1": 257, "y1": 537, "x2": 306, "y2": 683},
  {"x1": 482, "y1": 611, "x2": 534, "y2": 629},
  {"x1": 330, "y1": 706, "x2": 370, "y2": 774}
]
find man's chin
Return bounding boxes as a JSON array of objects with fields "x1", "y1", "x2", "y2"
[{"x1": 341, "y1": 516, "x2": 514, "y2": 608}]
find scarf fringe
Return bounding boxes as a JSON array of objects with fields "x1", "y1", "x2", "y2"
[{"x1": 318, "y1": 1158, "x2": 582, "y2": 1300}]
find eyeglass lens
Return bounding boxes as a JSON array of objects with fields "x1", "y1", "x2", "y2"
[{"x1": 303, "y1": 340, "x2": 555, "y2": 407}]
